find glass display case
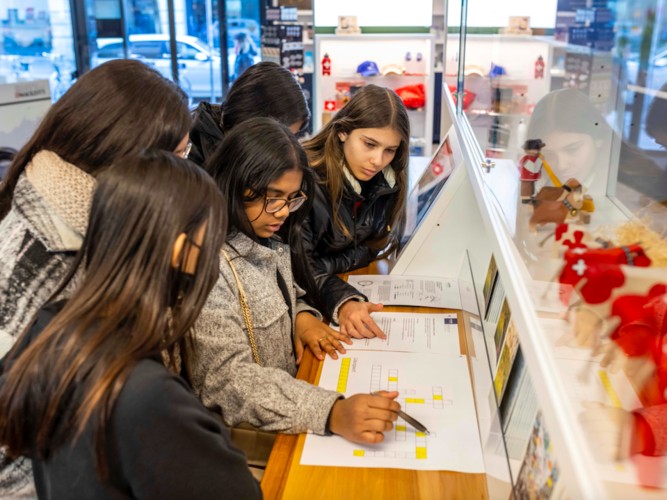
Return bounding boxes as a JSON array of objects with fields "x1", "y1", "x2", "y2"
[{"x1": 438, "y1": 0, "x2": 667, "y2": 497}]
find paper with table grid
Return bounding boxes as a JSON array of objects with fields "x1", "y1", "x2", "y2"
[
  {"x1": 331, "y1": 312, "x2": 461, "y2": 355},
  {"x1": 300, "y1": 351, "x2": 484, "y2": 472}
]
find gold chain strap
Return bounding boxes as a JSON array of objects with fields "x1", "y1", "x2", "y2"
[{"x1": 222, "y1": 250, "x2": 261, "y2": 366}]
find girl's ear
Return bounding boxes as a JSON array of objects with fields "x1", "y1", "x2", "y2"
[
  {"x1": 172, "y1": 233, "x2": 187, "y2": 269},
  {"x1": 338, "y1": 132, "x2": 348, "y2": 143}
]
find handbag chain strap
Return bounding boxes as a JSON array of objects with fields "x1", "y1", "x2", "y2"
[{"x1": 222, "y1": 250, "x2": 261, "y2": 366}]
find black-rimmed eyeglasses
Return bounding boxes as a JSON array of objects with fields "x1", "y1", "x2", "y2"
[{"x1": 264, "y1": 191, "x2": 308, "y2": 214}]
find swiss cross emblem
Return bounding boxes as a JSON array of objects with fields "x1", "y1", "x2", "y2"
[
  {"x1": 324, "y1": 101, "x2": 335, "y2": 111},
  {"x1": 572, "y1": 259, "x2": 587, "y2": 276},
  {"x1": 323, "y1": 60, "x2": 331, "y2": 70},
  {"x1": 432, "y1": 162, "x2": 443, "y2": 175}
]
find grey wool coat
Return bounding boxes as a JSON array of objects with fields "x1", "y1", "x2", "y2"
[{"x1": 191, "y1": 231, "x2": 341, "y2": 435}]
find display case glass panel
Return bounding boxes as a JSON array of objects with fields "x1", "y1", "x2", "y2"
[{"x1": 447, "y1": 0, "x2": 667, "y2": 496}]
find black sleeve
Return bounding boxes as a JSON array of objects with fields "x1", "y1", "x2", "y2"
[
  {"x1": 302, "y1": 212, "x2": 369, "y2": 321},
  {"x1": 0, "y1": 301, "x2": 66, "y2": 373},
  {"x1": 114, "y1": 363, "x2": 262, "y2": 500}
]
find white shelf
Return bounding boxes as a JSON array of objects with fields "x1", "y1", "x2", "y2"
[{"x1": 315, "y1": 33, "x2": 436, "y2": 156}]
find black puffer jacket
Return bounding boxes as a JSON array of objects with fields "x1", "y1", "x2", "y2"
[
  {"x1": 302, "y1": 168, "x2": 399, "y2": 321},
  {"x1": 189, "y1": 101, "x2": 224, "y2": 166}
]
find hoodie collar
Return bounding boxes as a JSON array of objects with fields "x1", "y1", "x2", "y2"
[{"x1": 342, "y1": 162, "x2": 397, "y2": 196}]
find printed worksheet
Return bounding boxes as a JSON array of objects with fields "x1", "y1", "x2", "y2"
[
  {"x1": 300, "y1": 351, "x2": 485, "y2": 472},
  {"x1": 334, "y1": 312, "x2": 460, "y2": 355},
  {"x1": 555, "y1": 357, "x2": 660, "y2": 487},
  {"x1": 540, "y1": 318, "x2": 603, "y2": 362},
  {"x1": 556, "y1": 358, "x2": 642, "y2": 414},
  {"x1": 528, "y1": 281, "x2": 578, "y2": 314},
  {"x1": 347, "y1": 275, "x2": 461, "y2": 309}
]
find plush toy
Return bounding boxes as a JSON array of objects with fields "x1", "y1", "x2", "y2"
[{"x1": 529, "y1": 179, "x2": 588, "y2": 231}]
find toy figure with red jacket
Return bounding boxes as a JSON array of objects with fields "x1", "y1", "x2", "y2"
[{"x1": 519, "y1": 139, "x2": 546, "y2": 202}]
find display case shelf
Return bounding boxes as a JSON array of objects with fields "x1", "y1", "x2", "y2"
[{"x1": 315, "y1": 34, "x2": 435, "y2": 156}]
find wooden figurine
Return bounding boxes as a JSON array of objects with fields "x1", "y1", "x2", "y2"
[
  {"x1": 519, "y1": 139, "x2": 546, "y2": 202},
  {"x1": 529, "y1": 179, "x2": 587, "y2": 231}
]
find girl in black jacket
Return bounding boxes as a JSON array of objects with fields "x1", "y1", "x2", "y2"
[
  {"x1": 302, "y1": 85, "x2": 410, "y2": 339},
  {"x1": 188, "y1": 62, "x2": 310, "y2": 166},
  {"x1": 0, "y1": 151, "x2": 261, "y2": 500}
]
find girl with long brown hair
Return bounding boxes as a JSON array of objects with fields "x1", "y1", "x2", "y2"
[
  {"x1": 302, "y1": 84, "x2": 410, "y2": 339},
  {"x1": 0, "y1": 58, "x2": 191, "y2": 497},
  {"x1": 0, "y1": 150, "x2": 261, "y2": 499}
]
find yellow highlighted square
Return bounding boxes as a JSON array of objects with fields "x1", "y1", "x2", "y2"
[
  {"x1": 353, "y1": 450, "x2": 365, "y2": 457},
  {"x1": 416, "y1": 447, "x2": 427, "y2": 459},
  {"x1": 598, "y1": 371, "x2": 622, "y2": 408},
  {"x1": 388, "y1": 377, "x2": 398, "y2": 381},
  {"x1": 337, "y1": 359, "x2": 351, "y2": 393},
  {"x1": 406, "y1": 398, "x2": 425, "y2": 404},
  {"x1": 396, "y1": 425, "x2": 406, "y2": 431},
  {"x1": 433, "y1": 395, "x2": 443, "y2": 400},
  {"x1": 416, "y1": 432, "x2": 426, "y2": 437}
]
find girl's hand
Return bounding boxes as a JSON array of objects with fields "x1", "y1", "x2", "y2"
[
  {"x1": 294, "y1": 312, "x2": 352, "y2": 364},
  {"x1": 329, "y1": 391, "x2": 400, "y2": 444},
  {"x1": 338, "y1": 301, "x2": 386, "y2": 339}
]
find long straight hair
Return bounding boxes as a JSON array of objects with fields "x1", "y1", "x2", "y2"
[
  {"x1": 303, "y1": 84, "x2": 410, "y2": 254},
  {"x1": 0, "y1": 151, "x2": 226, "y2": 476},
  {"x1": 202, "y1": 117, "x2": 320, "y2": 306},
  {"x1": 0, "y1": 59, "x2": 191, "y2": 220}
]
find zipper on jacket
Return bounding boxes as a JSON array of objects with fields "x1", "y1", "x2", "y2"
[{"x1": 352, "y1": 192, "x2": 359, "y2": 265}]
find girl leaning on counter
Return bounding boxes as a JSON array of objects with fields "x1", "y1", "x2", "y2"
[
  {"x1": 302, "y1": 84, "x2": 410, "y2": 339},
  {"x1": 192, "y1": 118, "x2": 400, "y2": 466},
  {"x1": 0, "y1": 150, "x2": 261, "y2": 500}
]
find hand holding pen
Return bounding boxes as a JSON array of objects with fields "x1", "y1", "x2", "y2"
[{"x1": 328, "y1": 391, "x2": 401, "y2": 444}]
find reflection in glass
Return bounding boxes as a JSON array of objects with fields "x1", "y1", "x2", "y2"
[
  {"x1": 0, "y1": 0, "x2": 76, "y2": 100},
  {"x1": 452, "y1": 0, "x2": 667, "y2": 492},
  {"x1": 225, "y1": 0, "x2": 260, "y2": 85}
]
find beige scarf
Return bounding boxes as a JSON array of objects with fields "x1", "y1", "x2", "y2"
[{"x1": 25, "y1": 151, "x2": 97, "y2": 248}]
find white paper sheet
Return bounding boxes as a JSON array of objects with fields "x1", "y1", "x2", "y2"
[
  {"x1": 347, "y1": 275, "x2": 461, "y2": 309},
  {"x1": 300, "y1": 351, "x2": 485, "y2": 472},
  {"x1": 334, "y1": 312, "x2": 460, "y2": 355},
  {"x1": 540, "y1": 318, "x2": 603, "y2": 362},
  {"x1": 528, "y1": 281, "x2": 579, "y2": 314},
  {"x1": 554, "y1": 358, "x2": 663, "y2": 486}
]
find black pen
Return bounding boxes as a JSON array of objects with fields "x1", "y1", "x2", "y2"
[{"x1": 371, "y1": 392, "x2": 430, "y2": 435}]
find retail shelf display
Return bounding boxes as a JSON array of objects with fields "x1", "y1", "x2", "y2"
[{"x1": 315, "y1": 34, "x2": 435, "y2": 156}]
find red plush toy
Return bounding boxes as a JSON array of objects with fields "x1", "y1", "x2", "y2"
[{"x1": 396, "y1": 84, "x2": 426, "y2": 109}]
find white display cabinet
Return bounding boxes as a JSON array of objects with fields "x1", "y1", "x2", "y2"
[
  {"x1": 315, "y1": 34, "x2": 435, "y2": 156},
  {"x1": 389, "y1": 78, "x2": 667, "y2": 499}
]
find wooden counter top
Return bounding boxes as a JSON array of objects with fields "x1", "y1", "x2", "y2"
[{"x1": 261, "y1": 263, "x2": 489, "y2": 500}]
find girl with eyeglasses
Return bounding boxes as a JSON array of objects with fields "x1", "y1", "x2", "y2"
[{"x1": 193, "y1": 118, "x2": 400, "y2": 467}]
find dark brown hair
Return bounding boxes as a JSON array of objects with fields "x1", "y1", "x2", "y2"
[
  {"x1": 220, "y1": 62, "x2": 310, "y2": 136},
  {"x1": 0, "y1": 59, "x2": 191, "y2": 220},
  {"x1": 303, "y1": 84, "x2": 409, "y2": 253},
  {"x1": 203, "y1": 117, "x2": 320, "y2": 308},
  {"x1": 0, "y1": 150, "x2": 226, "y2": 476}
]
